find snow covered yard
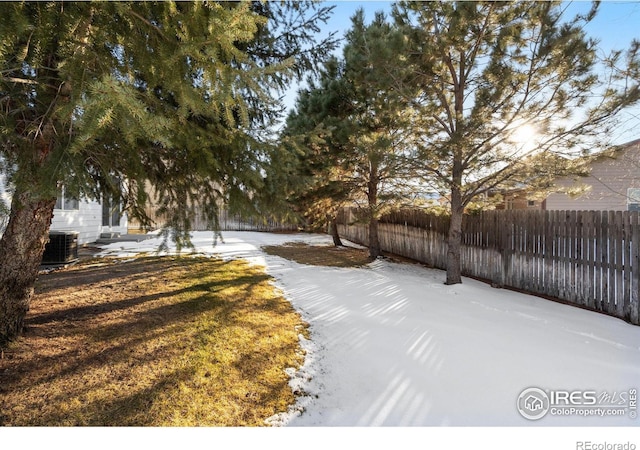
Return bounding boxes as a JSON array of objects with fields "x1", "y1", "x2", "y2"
[{"x1": 97, "y1": 231, "x2": 640, "y2": 427}]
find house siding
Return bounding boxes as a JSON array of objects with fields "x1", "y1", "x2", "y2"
[
  {"x1": 0, "y1": 172, "x2": 10, "y2": 235},
  {"x1": 0, "y1": 173, "x2": 9, "y2": 210},
  {"x1": 51, "y1": 199, "x2": 128, "y2": 245},
  {"x1": 0, "y1": 171, "x2": 127, "y2": 244},
  {"x1": 545, "y1": 140, "x2": 640, "y2": 211}
]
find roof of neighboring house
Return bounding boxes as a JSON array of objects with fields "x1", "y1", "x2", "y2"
[{"x1": 587, "y1": 137, "x2": 640, "y2": 162}]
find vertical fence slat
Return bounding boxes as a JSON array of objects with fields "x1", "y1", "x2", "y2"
[
  {"x1": 583, "y1": 211, "x2": 595, "y2": 309},
  {"x1": 576, "y1": 210, "x2": 584, "y2": 306},
  {"x1": 600, "y1": 212, "x2": 610, "y2": 312},
  {"x1": 503, "y1": 211, "x2": 513, "y2": 287},
  {"x1": 514, "y1": 211, "x2": 522, "y2": 289},
  {"x1": 606, "y1": 211, "x2": 615, "y2": 315},
  {"x1": 558, "y1": 211, "x2": 567, "y2": 300},
  {"x1": 568, "y1": 210, "x2": 577, "y2": 304},
  {"x1": 594, "y1": 211, "x2": 603, "y2": 311},
  {"x1": 623, "y1": 211, "x2": 633, "y2": 321},
  {"x1": 631, "y1": 212, "x2": 640, "y2": 325},
  {"x1": 531, "y1": 210, "x2": 539, "y2": 294},
  {"x1": 544, "y1": 210, "x2": 554, "y2": 298},
  {"x1": 524, "y1": 211, "x2": 533, "y2": 292},
  {"x1": 615, "y1": 211, "x2": 625, "y2": 318}
]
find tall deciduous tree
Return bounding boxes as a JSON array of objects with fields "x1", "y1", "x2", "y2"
[
  {"x1": 0, "y1": 1, "x2": 335, "y2": 343},
  {"x1": 394, "y1": 0, "x2": 640, "y2": 284}
]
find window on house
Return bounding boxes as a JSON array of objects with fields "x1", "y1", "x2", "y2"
[
  {"x1": 102, "y1": 195, "x2": 121, "y2": 227},
  {"x1": 55, "y1": 187, "x2": 79, "y2": 210},
  {"x1": 527, "y1": 200, "x2": 536, "y2": 207},
  {"x1": 506, "y1": 198, "x2": 514, "y2": 210}
]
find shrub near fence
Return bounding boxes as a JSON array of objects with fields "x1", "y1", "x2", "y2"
[{"x1": 337, "y1": 207, "x2": 640, "y2": 325}]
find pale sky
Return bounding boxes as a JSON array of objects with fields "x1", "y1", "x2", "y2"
[
  {"x1": 282, "y1": 1, "x2": 640, "y2": 143},
  {"x1": 321, "y1": 1, "x2": 640, "y2": 52}
]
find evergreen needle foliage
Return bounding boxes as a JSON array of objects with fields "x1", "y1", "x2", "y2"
[
  {"x1": 276, "y1": 1, "x2": 640, "y2": 284},
  {"x1": 280, "y1": 9, "x2": 415, "y2": 257},
  {"x1": 0, "y1": 1, "x2": 337, "y2": 342},
  {"x1": 392, "y1": 0, "x2": 640, "y2": 284}
]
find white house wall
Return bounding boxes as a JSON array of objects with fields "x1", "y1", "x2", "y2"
[
  {"x1": 0, "y1": 170, "x2": 127, "y2": 245},
  {"x1": 545, "y1": 140, "x2": 640, "y2": 211},
  {"x1": 0, "y1": 173, "x2": 9, "y2": 210},
  {"x1": 51, "y1": 198, "x2": 128, "y2": 245},
  {"x1": 0, "y1": 172, "x2": 10, "y2": 235}
]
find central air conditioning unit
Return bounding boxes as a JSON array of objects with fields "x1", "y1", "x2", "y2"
[{"x1": 42, "y1": 231, "x2": 79, "y2": 264}]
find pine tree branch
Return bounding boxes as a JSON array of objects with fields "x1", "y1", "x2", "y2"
[{"x1": 127, "y1": 10, "x2": 169, "y2": 42}]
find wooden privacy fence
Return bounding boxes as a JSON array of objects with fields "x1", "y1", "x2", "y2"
[
  {"x1": 200, "y1": 210, "x2": 298, "y2": 232},
  {"x1": 129, "y1": 207, "x2": 298, "y2": 233},
  {"x1": 337, "y1": 208, "x2": 640, "y2": 325}
]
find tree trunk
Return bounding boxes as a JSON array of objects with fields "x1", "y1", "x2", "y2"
[
  {"x1": 445, "y1": 186, "x2": 464, "y2": 285},
  {"x1": 367, "y1": 161, "x2": 382, "y2": 259},
  {"x1": 328, "y1": 215, "x2": 343, "y2": 247},
  {"x1": 0, "y1": 187, "x2": 56, "y2": 344},
  {"x1": 369, "y1": 215, "x2": 381, "y2": 258}
]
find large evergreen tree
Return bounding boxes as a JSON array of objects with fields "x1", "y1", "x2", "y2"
[
  {"x1": 278, "y1": 57, "x2": 355, "y2": 246},
  {"x1": 0, "y1": 1, "x2": 336, "y2": 343},
  {"x1": 393, "y1": 0, "x2": 640, "y2": 284},
  {"x1": 342, "y1": 10, "x2": 415, "y2": 258},
  {"x1": 282, "y1": 10, "x2": 414, "y2": 258}
]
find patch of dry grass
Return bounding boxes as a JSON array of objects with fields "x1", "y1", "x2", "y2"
[
  {"x1": 263, "y1": 242, "x2": 371, "y2": 267},
  {"x1": 0, "y1": 257, "x2": 306, "y2": 426}
]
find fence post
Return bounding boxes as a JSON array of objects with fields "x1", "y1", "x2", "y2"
[{"x1": 632, "y1": 211, "x2": 640, "y2": 325}]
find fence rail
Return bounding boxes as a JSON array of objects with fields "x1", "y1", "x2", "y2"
[{"x1": 337, "y1": 208, "x2": 640, "y2": 325}]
